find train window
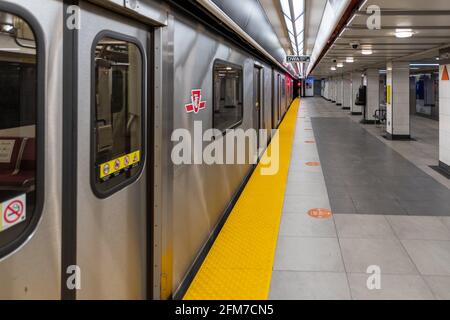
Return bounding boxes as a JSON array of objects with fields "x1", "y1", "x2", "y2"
[
  {"x1": 0, "y1": 10, "x2": 43, "y2": 257},
  {"x1": 213, "y1": 61, "x2": 244, "y2": 132},
  {"x1": 92, "y1": 35, "x2": 144, "y2": 197}
]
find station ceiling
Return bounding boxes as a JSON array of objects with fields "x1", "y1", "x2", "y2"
[{"x1": 311, "y1": 0, "x2": 450, "y2": 78}]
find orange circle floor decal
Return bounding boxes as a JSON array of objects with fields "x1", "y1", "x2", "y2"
[
  {"x1": 308, "y1": 208, "x2": 333, "y2": 219},
  {"x1": 305, "y1": 161, "x2": 320, "y2": 167}
]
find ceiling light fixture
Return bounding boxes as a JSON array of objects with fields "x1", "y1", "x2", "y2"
[
  {"x1": 337, "y1": 63, "x2": 344, "y2": 68},
  {"x1": 331, "y1": 66, "x2": 336, "y2": 71},
  {"x1": 395, "y1": 28, "x2": 414, "y2": 38},
  {"x1": 361, "y1": 48, "x2": 373, "y2": 55},
  {"x1": 346, "y1": 57, "x2": 354, "y2": 63}
]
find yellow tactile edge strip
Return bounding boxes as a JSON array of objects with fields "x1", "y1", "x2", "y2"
[{"x1": 183, "y1": 98, "x2": 300, "y2": 300}]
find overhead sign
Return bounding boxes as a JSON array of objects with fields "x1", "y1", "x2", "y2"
[
  {"x1": 286, "y1": 55, "x2": 311, "y2": 63},
  {"x1": 0, "y1": 194, "x2": 26, "y2": 233}
]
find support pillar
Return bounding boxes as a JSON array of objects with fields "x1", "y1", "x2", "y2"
[
  {"x1": 330, "y1": 77, "x2": 336, "y2": 102},
  {"x1": 323, "y1": 79, "x2": 329, "y2": 100},
  {"x1": 351, "y1": 72, "x2": 362, "y2": 115},
  {"x1": 362, "y1": 69, "x2": 380, "y2": 124},
  {"x1": 343, "y1": 73, "x2": 351, "y2": 110},
  {"x1": 385, "y1": 62, "x2": 411, "y2": 140},
  {"x1": 336, "y1": 76, "x2": 343, "y2": 106},
  {"x1": 438, "y1": 49, "x2": 450, "y2": 176}
]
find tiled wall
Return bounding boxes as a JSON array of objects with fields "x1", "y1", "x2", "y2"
[
  {"x1": 336, "y1": 76, "x2": 343, "y2": 105},
  {"x1": 386, "y1": 62, "x2": 410, "y2": 136},
  {"x1": 343, "y1": 73, "x2": 351, "y2": 109},
  {"x1": 366, "y1": 69, "x2": 380, "y2": 121},
  {"x1": 351, "y1": 72, "x2": 362, "y2": 113}
]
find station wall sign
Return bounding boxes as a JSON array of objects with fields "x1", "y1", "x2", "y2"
[{"x1": 286, "y1": 55, "x2": 311, "y2": 63}]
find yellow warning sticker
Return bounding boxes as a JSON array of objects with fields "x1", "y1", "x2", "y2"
[{"x1": 99, "y1": 150, "x2": 141, "y2": 180}]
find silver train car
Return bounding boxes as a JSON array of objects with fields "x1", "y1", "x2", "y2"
[{"x1": 0, "y1": 0, "x2": 296, "y2": 299}]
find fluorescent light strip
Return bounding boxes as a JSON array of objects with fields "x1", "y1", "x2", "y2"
[
  {"x1": 293, "y1": 0, "x2": 305, "y2": 20},
  {"x1": 280, "y1": 0, "x2": 291, "y2": 18},
  {"x1": 410, "y1": 64, "x2": 439, "y2": 67},
  {"x1": 284, "y1": 15, "x2": 294, "y2": 35}
]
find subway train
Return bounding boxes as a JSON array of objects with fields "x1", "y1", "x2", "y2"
[{"x1": 0, "y1": 0, "x2": 297, "y2": 300}]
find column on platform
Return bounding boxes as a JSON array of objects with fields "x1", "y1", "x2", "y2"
[
  {"x1": 386, "y1": 62, "x2": 410, "y2": 140},
  {"x1": 343, "y1": 73, "x2": 351, "y2": 110},
  {"x1": 329, "y1": 77, "x2": 335, "y2": 102},
  {"x1": 336, "y1": 76, "x2": 343, "y2": 106},
  {"x1": 438, "y1": 51, "x2": 450, "y2": 175},
  {"x1": 351, "y1": 72, "x2": 363, "y2": 115},
  {"x1": 363, "y1": 68, "x2": 380, "y2": 123}
]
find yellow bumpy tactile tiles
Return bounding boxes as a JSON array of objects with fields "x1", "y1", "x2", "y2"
[{"x1": 184, "y1": 98, "x2": 300, "y2": 300}]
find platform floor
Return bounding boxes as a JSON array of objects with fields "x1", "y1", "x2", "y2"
[
  {"x1": 270, "y1": 97, "x2": 450, "y2": 300},
  {"x1": 186, "y1": 97, "x2": 450, "y2": 300}
]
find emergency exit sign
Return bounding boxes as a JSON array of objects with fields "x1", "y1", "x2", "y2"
[{"x1": 286, "y1": 55, "x2": 310, "y2": 63}]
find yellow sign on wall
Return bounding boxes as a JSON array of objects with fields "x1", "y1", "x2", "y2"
[
  {"x1": 99, "y1": 150, "x2": 141, "y2": 180},
  {"x1": 386, "y1": 85, "x2": 391, "y2": 105}
]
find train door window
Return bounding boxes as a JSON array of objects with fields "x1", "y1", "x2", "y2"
[
  {"x1": 92, "y1": 34, "x2": 144, "y2": 198},
  {"x1": 277, "y1": 75, "x2": 281, "y2": 122},
  {"x1": 213, "y1": 60, "x2": 243, "y2": 132},
  {"x1": 0, "y1": 9, "x2": 43, "y2": 258}
]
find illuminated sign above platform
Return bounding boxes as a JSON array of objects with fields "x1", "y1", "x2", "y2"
[{"x1": 286, "y1": 55, "x2": 310, "y2": 63}]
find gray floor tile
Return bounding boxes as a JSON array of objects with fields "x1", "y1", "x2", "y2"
[
  {"x1": 274, "y1": 237, "x2": 345, "y2": 272},
  {"x1": 270, "y1": 271, "x2": 351, "y2": 300},
  {"x1": 283, "y1": 195, "x2": 330, "y2": 214},
  {"x1": 402, "y1": 240, "x2": 450, "y2": 276},
  {"x1": 441, "y1": 217, "x2": 450, "y2": 231},
  {"x1": 348, "y1": 273, "x2": 435, "y2": 300},
  {"x1": 423, "y1": 276, "x2": 450, "y2": 300},
  {"x1": 398, "y1": 200, "x2": 450, "y2": 216},
  {"x1": 279, "y1": 214, "x2": 336, "y2": 238},
  {"x1": 352, "y1": 197, "x2": 407, "y2": 215},
  {"x1": 334, "y1": 214, "x2": 396, "y2": 239},
  {"x1": 387, "y1": 216, "x2": 450, "y2": 240},
  {"x1": 285, "y1": 181, "x2": 328, "y2": 196},
  {"x1": 340, "y1": 238, "x2": 418, "y2": 274},
  {"x1": 329, "y1": 196, "x2": 357, "y2": 214}
]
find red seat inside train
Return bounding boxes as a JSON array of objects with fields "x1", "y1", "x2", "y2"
[{"x1": 0, "y1": 137, "x2": 36, "y2": 190}]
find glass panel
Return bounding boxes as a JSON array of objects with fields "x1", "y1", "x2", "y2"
[
  {"x1": 213, "y1": 62, "x2": 244, "y2": 132},
  {"x1": 0, "y1": 12, "x2": 37, "y2": 246},
  {"x1": 93, "y1": 36, "x2": 143, "y2": 193}
]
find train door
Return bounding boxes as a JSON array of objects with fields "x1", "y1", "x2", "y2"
[
  {"x1": 253, "y1": 66, "x2": 264, "y2": 154},
  {"x1": 271, "y1": 71, "x2": 277, "y2": 129},
  {"x1": 75, "y1": 2, "x2": 150, "y2": 299}
]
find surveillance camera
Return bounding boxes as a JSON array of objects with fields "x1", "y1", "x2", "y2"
[{"x1": 350, "y1": 41, "x2": 360, "y2": 50}]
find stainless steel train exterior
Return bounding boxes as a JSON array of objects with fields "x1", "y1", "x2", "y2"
[{"x1": 0, "y1": 0, "x2": 295, "y2": 300}]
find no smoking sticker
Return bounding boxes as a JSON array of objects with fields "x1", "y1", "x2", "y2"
[{"x1": 0, "y1": 194, "x2": 26, "y2": 233}]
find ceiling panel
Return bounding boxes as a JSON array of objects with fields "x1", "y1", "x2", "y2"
[{"x1": 310, "y1": 0, "x2": 450, "y2": 78}]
